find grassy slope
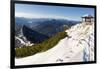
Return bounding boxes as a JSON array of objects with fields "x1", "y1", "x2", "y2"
[{"x1": 15, "y1": 31, "x2": 68, "y2": 58}]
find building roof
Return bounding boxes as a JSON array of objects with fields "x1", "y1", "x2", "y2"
[{"x1": 82, "y1": 14, "x2": 93, "y2": 18}]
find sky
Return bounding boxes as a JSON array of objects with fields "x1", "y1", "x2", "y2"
[{"x1": 15, "y1": 3, "x2": 94, "y2": 21}]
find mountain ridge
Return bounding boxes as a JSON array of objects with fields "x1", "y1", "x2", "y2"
[
  {"x1": 15, "y1": 17, "x2": 80, "y2": 48},
  {"x1": 15, "y1": 22, "x2": 94, "y2": 65}
]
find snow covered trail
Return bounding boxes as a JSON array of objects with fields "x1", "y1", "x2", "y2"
[{"x1": 15, "y1": 23, "x2": 94, "y2": 65}]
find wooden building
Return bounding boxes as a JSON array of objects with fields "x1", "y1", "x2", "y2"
[{"x1": 82, "y1": 14, "x2": 94, "y2": 23}]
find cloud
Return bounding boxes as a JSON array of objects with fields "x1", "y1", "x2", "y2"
[{"x1": 15, "y1": 12, "x2": 69, "y2": 19}]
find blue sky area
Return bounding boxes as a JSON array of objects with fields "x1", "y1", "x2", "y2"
[{"x1": 15, "y1": 4, "x2": 94, "y2": 21}]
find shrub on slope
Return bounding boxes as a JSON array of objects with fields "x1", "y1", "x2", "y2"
[{"x1": 15, "y1": 31, "x2": 67, "y2": 58}]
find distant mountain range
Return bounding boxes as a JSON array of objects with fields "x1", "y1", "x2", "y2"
[{"x1": 15, "y1": 17, "x2": 80, "y2": 48}]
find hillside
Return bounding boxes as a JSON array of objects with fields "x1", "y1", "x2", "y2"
[
  {"x1": 15, "y1": 22, "x2": 94, "y2": 65},
  {"x1": 15, "y1": 18, "x2": 79, "y2": 48}
]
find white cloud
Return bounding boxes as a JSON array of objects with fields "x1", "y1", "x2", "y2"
[{"x1": 15, "y1": 12, "x2": 69, "y2": 19}]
